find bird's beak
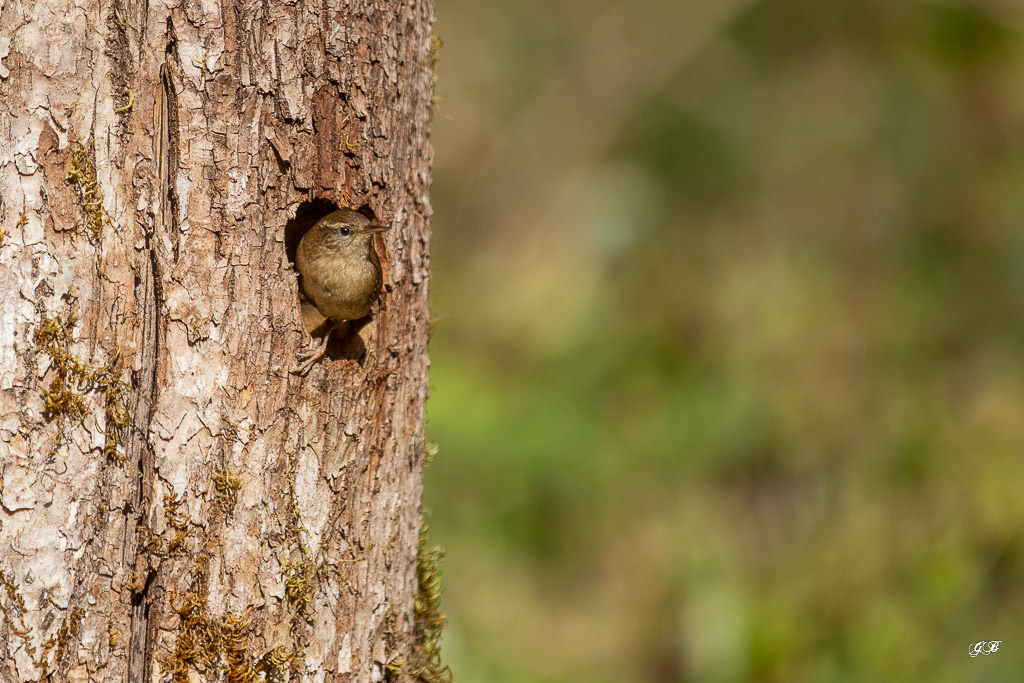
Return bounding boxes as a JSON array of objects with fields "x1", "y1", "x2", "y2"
[{"x1": 365, "y1": 224, "x2": 389, "y2": 234}]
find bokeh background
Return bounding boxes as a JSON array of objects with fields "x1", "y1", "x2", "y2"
[{"x1": 422, "y1": 0, "x2": 1024, "y2": 680}]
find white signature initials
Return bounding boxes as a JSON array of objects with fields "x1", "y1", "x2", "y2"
[{"x1": 969, "y1": 641, "x2": 1001, "y2": 657}]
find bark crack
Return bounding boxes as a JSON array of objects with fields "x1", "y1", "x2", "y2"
[
  {"x1": 124, "y1": 57, "x2": 177, "y2": 683},
  {"x1": 124, "y1": 240, "x2": 159, "y2": 683}
]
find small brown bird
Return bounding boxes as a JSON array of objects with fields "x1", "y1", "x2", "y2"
[{"x1": 291, "y1": 208, "x2": 387, "y2": 374}]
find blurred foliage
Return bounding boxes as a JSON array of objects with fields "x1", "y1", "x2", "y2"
[{"x1": 424, "y1": 0, "x2": 1024, "y2": 680}]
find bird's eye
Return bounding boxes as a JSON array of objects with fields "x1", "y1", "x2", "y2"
[{"x1": 339, "y1": 227, "x2": 350, "y2": 236}]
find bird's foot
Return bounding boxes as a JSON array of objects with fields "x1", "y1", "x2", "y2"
[{"x1": 291, "y1": 330, "x2": 332, "y2": 375}]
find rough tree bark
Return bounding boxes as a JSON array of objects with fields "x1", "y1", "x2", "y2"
[{"x1": 0, "y1": 0, "x2": 439, "y2": 681}]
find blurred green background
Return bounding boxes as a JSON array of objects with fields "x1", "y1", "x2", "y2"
[{"x1": 423, "y1": 0, "x2": 1024, "y2": 680}]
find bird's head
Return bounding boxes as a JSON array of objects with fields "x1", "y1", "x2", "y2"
[{"x1": 310, "y1": 208, "x2": 388, "y2": 255}]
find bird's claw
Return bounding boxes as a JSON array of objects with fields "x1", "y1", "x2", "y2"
[{"x1": 291, "y1": 332, "x2": 331, "y2": 375}]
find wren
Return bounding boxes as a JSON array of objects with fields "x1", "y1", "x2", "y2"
[{"x1": 291, "y1": 208, "x2": 387, "y2": 374}]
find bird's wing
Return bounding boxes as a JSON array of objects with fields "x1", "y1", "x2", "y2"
[{"x1": 300, "y1": 297, "x2": 329, "y2": 335}]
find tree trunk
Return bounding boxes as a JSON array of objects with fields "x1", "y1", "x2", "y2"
[{"x1": 0, "y1": 0, "x2": 438, "y2": 680}]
